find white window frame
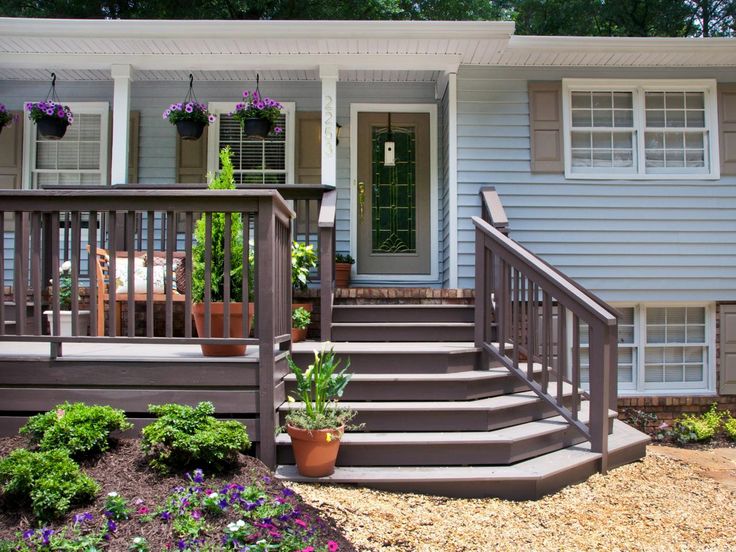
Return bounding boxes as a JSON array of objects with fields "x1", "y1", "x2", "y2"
[
  {"x1": 22, "y1": 102, "x2": 110, "y2": 189},
  {"x1": 206, "y1": 102, "x2": 295, "y2": 184},
  {"x1": 562, "y1": 79, "x2": 720, "y2": 180}
]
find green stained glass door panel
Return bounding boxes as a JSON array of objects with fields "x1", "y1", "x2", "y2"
[
  {"x1": 356, "y1": 112, "x2": 431, "y2": 276},
  {"x1": 371, "y1": 127, "x2": 416, "y2": 253}
]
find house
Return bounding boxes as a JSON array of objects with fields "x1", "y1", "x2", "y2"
[{"x1": 0, "y1": 17, "x2": 735, "y2": 498}]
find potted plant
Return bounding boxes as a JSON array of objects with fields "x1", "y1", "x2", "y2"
[
  {"x1": 335, "y1": 253, "x2": 355, "y2": 288},
  {"x1": 0, "y1": 104, "x2": 16, "y2": 136},
  {"x1": 25, "y1": 100, "x2": 73, "y2": 140},
  {"x1": 285, "y1": 345, "x2": 355, "y2": 477},
  {"x1": 291, "y1": 241, "x2": 317, "y2": 315},
  {"x1": 43, "y1": 261, "x2": 90, "y2": 336},
  {"x1": 191, "y1": 147, "x2": 254, "y2": 357},
  {"x1": 163, "y1": 75, "x2": 216, "y2": 141},
  {"x1": 230, "y1": 76, "x2": 284, "y2": 139},
  {"x1": 291, "y1": 307, "x2": 311, "y2": 343}
]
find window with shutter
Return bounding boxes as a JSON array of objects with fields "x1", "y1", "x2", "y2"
[
  {"x1": 208, "y1": 102, "x2": 295, "y2": 185},
  {"x1": 24, "y1": 102, "x2": 109, "y2": 188}
]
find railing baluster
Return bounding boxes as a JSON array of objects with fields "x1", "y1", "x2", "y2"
[
  {"x1": 223, "y1": 212, "x2": 231, "y2": 340},
  {"x1": 542, "y1": 291, "x2": 551, "y2": 394},
  {"x1": 89, "y1": 211, "x2": 98, "y2": 337},
  {"x1": 572, "y1": 313, "x2": 580, "y2": 419},
  {"x1": 557, "y1": 303, "x2": 566, "y2": 406},
  {"x1": 50, "y1": 212, "x2": 60, "y2": 337},
  {"x1": 204, "y1": 213, "x2": 212, "y2": 338},
  {"x1": 14, "y1": 211, "x2": 27, "y2": 336},
  {"x1": 31, "y1": 212, "x2": 42, "y2": 335},
  {"x1": 0, "y1": 211, "x2": 4, "y2": 336},
  {"x1": 146, "y1": 211, "x2": 154, "y2": 338},
  {"x1": 512, "y1": 268, "x2": 520, "y2": 369},
  {"x1": 108, "y1": 211, "x2": 117, "y2": 337},
  {"x1": 126, "y1": 210, "x2": 135, "y2": 337},
  {"x1": 497, "y1": 259, "x2": 506, "y2": 356},
  {"x1": 527, "y1": 281, "x2": 536, "y2": 379},
  {"x1": 243, "y1": 212, "x2": 250, "y2": 339},
  {"x1": 165, "y1": 211, "x2": 175, "y2": 338},
  {"x1": 71, "y1": 211, "x2": 81, "y2": 336},
  {"x1": 184, "y1": 212, "x2": 193, "y2": 339}
]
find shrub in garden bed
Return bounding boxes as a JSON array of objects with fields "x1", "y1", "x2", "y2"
[
  {"x1": 20, "y1": 402, "x2": 132, "y2": 458},
  {"x1": 0, "y1": 449, "x2": 99, "y2": 521},
  {"x1": 141, "y1": 402, "x2": 251, "y2": 472}
]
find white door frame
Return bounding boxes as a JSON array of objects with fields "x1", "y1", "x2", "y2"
[{"x1": 349, "y1": 103, "x2": 439, "y2": 283}]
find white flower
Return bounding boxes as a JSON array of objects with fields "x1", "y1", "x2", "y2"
[
  {"x1": 227, "y1": 523, "x2": 239, "y2": 532},
  {"x1": 236, "y1": 520, "x2": 246, "y2": 527},
  {"x1": 107, "y1": 491, "x2": 118, "y2": 497},
  {"x1": 133, "y1": 537, "x2": 144, "y2": 544},
  {"x1": 60, "y1": 260, "x2": 72, "y2": 272},
  {"x1": 208, "y1": 492, "x2": 219, "y2": 499}
]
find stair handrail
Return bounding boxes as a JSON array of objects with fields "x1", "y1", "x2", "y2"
[
  {"x1": 318, "y1": 189, "x2": 337, "y2": 341},
  {"x1": 473, "y1": 214, "x2": 617, "y2": 474}
]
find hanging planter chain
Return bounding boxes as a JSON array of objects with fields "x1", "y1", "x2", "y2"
[
  {"x1": 183, "y1": 73, "x2": 199, "y2": 105},
  {"x1": 45, "y1": 72, "x2": 61, "y2": 104}
]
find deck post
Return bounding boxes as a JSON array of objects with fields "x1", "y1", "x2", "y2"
[
  {"x1": 319, "y1": 65, "x2": 338, "y2": 189},
  {"x1": 110, "y1": 64, "x2": 132, "y2": 185}
]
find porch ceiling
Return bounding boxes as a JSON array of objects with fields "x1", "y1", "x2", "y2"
[{"x1": 0, "y1": 67, "x2": 443, "y2": 83}]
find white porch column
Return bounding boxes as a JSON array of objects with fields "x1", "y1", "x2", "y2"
[
  {"x1": 110, "y1": 64, "x2": 132, "y2": 185},
  {"x1": 447, "y1": 72, "x2": 459, "y2": 288},
  {"x1": 319, "y1": 65, "x2": 338, "y2": 187}
]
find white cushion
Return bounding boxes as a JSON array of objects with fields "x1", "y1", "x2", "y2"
[{"x1": 115, "y1": 258, "x2": 166, "y2": 294}]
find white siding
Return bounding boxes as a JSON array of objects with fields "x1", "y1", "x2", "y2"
[{"x1": 457, "y1": 65, "x2": 736, "y2": 301}]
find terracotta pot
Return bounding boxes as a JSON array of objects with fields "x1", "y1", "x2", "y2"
[
  {"x1": 37, "y1": 117, "x2": 69, "y2": 140},
  {"x1": 291, "y1": 327, "x2": 308, "y2": 343},
  {"x1": 176, "y1": 119, "x2": 206, "y2": 141},
  {"x1": 191, "y1": 302, "x2": 254, "y2": 357},
  {"x1": 287, "y1": 424, "x2": 344, "y2": 477},
  {"x1": 244, "y1": 117, "x2": 272, "y2": 139},
  {"x1": 335, "y1": 263, "x2": 352, "y2": 288}
]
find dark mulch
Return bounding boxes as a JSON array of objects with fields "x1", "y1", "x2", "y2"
[{"x1": 0, "y1": 436, "x2": 356, "y2": 551}]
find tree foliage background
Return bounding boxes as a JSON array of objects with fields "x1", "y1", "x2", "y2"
[{"x1": 1, "y1": 0, "x2": 734, "y2": 37}]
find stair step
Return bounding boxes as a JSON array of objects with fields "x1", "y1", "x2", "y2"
[
  {"x1": 289, "y1": 342, "x2": 480, "y2": 374},
  {"x1": 332, "y1": 304, "x2": 474, "y2": 324},
  {"x1": 331, "y1": 322, "x2": 475, "y2": 342},
  {"x1": 277, "y1": 403, "x2": 615, "y2": 467},
  {"x1": 275, "y1": 420, "x2": 649, "y2": 499},
  {"x1": 280, "y1": 384, "x2": 574, "y2": 432},
  {"x1": 284, "y1": 366, "x2": 541, "y2": 401}
]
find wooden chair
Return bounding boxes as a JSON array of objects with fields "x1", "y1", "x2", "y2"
[{"x1": 87, "y1": 246, "x2": 186, "y2": 336}]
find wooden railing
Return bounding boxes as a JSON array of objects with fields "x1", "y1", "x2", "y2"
[
  {"x1": 0, "y1": 189, "x2": 293, "y2": 351},
  {"x1": 475, "y1": 188, "x2": 618, "y2": 473}
]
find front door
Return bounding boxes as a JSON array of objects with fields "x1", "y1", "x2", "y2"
[{"x1": 356, "y1": 112, "x2": 431, "y2": 275}]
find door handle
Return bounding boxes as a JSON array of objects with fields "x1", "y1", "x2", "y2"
[{"x1": 358, "y1": 181, "x2": 366, "y2": 220}]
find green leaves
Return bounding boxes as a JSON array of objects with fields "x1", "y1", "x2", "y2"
[
  {"x1": 0, "y1": 449, "x2": 99, "y2": 521},
  {"x1": 141, "y1": 401, "x2": 251, "y2": 472},
  {"x1": 285, "y1": 345, "x2": 355, "y2": 431},
  {"x1": 292, "y1": 307, "x2": 311, "y2": 330},
  {"x1": 291, "y1": 242, "x2": 318, "y2": 292},
  {"x1": 20, "y1": 402, "x2": 132, "y2": 459}
]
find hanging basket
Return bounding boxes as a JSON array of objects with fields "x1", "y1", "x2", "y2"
[
  {"x1": 244, "y1": 117, "x2": 272, "y2": 139},
  {"x1": 176, "y1": 119, "x2": 206, "y2": 141},
  {"x1": 37, "y1": 117, "x2": 69, "y2": 140}
]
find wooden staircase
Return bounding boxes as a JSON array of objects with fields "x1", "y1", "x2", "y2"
[{"x1": 275, "y1": 303, "x2": 649, "y2": 500}]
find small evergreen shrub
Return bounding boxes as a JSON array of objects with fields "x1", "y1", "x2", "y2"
[
  {"x1": 723, "y1": 413, "x2": 736, "y2": 441},
  {"x1": 0, "y1": 449, "x2": 99, "y2": 520},
  {"x1": 20, "y1": 402, "x2": 132, "y2": 458},
  {"x1": 141, "y1": 402, "x2": 250, "y2": 472}
]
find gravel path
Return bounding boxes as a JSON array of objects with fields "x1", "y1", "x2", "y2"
[{"x1": 290, "y1": 449, "x2": 736, "y2": 551}]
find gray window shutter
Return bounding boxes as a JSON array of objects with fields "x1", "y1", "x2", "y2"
[
  {"x1": 529, "y1": 81, "x2": 564, "y2": 173},
  {"x1": 176, "y1": 126, "x2": 208, "y2": 184},
  {"x1": 0, "y1": 112, "x2": 23, "y2": 190},
  {"x1": 720, "y1": 304, "x2": 736, "y2": 395},
  {"x1": 718, "y1": 84, "x2": 736, "y2": 176}
]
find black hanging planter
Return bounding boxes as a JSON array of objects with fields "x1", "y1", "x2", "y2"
[
  {"x1": 244, "y1": 117, "x2": 272, "y2": 139},
  {"x1": 37, "y1": 117, "x2": 69, "y2": 140},
  {"x1": 176, "y1": 119, "x2": 206, "y2": 141}
]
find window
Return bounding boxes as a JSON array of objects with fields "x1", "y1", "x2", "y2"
[
  {"x1": 24, "y1": 103, "x2": 110, "y2": 188},
  {"x1": 575, "y1": 304, "x2": 714, "y2": 395},
  {"x1": 208, "y1": 102, "x2": 295, "y2": 185},
  {"x1": 562, "y1": 80, "x2": 719, "y2": 179}
]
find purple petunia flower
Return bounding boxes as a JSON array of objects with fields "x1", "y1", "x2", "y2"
[
  {"x1": 177, "y1": 539, "x2": 187, "y2": 550},
  {"x1": 22, "y1": 529, "x2": 35, "y2": 540},
  {"x1": 191, "y1": 509, "x2": 202, "y2": 520},
  {"x1": 41, "y1": 528, "x2": 54, "y2": 545},
  {"x1": 73, "y1": 512, "x2": 94, "y2": 525},
  {"x1": 24, "y1": 102, "x2": 33, "y2": 111},
  {"x1": 282, "y1": 488, "x2": 295, "y2": 497},
  {"x1": 57, "y1": 109, "x2": 65, "y2": 118},
  {"x1": 0, "y1": 104, "x2": 5, "y2": 113},
  {"x1": 255, "y1": 101, "x2": 265, "y2": 110},
  {"x1": 45, "y1": 108, "x2": 54, "y2": 116},
  {"x1": 192, "y1": 468, "x2": 204, "y2": 483},
  {"x1": 185, "y1": 103, "x2": 194, "y2": 113},
  {"x1": 208, "y1": 114, "x2": 216, "y2": 124},
  {"x1": 235, "y1": 103, "x2": 244, "y2": 111},
  {"x1": 107, "y1": 519, "x2": 117, "y2": 533},
  {"x1": 274, "y1": 126, "x2": 283, "y2": 134},
  {"x1": 160, "y1": 510, "x2": 172, "y2": 521},
  {"x1": 242, "y1": 90, "x2": 249, "y2": 98},
  {"x1": 176, "y1": 103, "x2": 183, "y2": 110}
]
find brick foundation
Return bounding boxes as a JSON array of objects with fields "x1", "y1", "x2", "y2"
[{"x1": 334, "y1": 287, "x2": 475, "y2": 305}]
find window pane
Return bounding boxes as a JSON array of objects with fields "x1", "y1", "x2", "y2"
[
  {"x1": 687, "y1": 111, "x2": 705, "y2": 127},
  {"x1": 571, "y1": 92, "x2": 591, "y2": 109},
  {"x1": 645, "y1": 92, "x2": 665, "y2": 109},
  {"x1": 646, "y1": 110, "x2": 666, "y2": 127},
  {"x1": 593, "y1": 133, "x2": 612, "y2": 149},
  {"x1": 685, "y1": 364, "x2": 704, "y2": 382},
  {"x1": 645, "y1": 363, "x2": 663, "y2": 382},
  {"x1": 592, "y1": 109, "x2": 612, "y2": 127},
  {"x1": 665, "y1": 365, "x2": 684, "y2": 382},
  {"x1": 593, "y1": 150, "x2": 612, "y2": 167},
  {"x1": 666, "y1": 110, "x2": 686, "y2": 128},
  {"x1": 614, "y1": 110, "x2": 633, "y2": 127},
  {"x1": 665, "y1": 92, "x2": 685, "y2": 109},
  {"x1": 614, "y1": 92, "x2": 633, "y2": 109},
  {"x1": 571, "y1": 131, "x2": 591, "y2": 148},
  {"x1": 571, "y1": 149, "x2": 591, "y2": 167},
  {"x1": 592, "y1": 92, "x2": 612, "y2": 108},
  {"x1": 572, "y1": 110, "x2": 591, "y2": 127}
]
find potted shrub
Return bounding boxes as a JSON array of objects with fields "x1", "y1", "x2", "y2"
[
  {"x1": 0, "y1": 103, "x2": 16, "y2": 136},
  {"x1": 25, "y1": 100, "x2": 73, "y2": 140},
  {"x1": 285, "y1": 345, "x2": 355, "y2": 477},
  {"x1": 230, "y1": 76, "x2": 284, "y2": 139},
  {"x1": 191, "y1": 147, "x2": 253, "y2": 357},
  {"x1": 163, "y1": 75, "x2": 215, "y2": 141},
  {"x1": 291, "y1": 241, "x2": 317, "y2": 315},
  {"x1": 335, "y1": 253, "x2": 355, "y2": 288},
  {"x1": 43, "y1": 261, "x2": 90, "y2": 336},
  {"x1": 291, "y1": 307, "x2": 311, "y2": 343}
]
